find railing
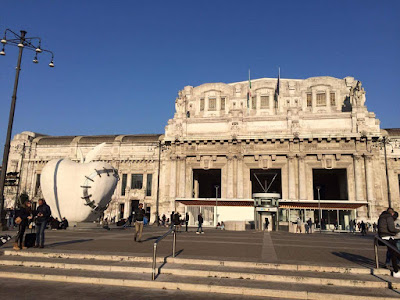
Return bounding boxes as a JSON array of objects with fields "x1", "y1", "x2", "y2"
[
  {"x1": 374, "y1": 235, "x2": 400, "y2": 269},
  {"x1": 152, "y1": 225, "x2": 176, "y2": 280}
]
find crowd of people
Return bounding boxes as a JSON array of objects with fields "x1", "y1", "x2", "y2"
[{"x1": 8, "y1": 195, "x2": 68, "y2": 251}]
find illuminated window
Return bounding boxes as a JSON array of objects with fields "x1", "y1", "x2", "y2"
[
  {"x1": 330, "y1": 92, "x2": 336, "y2": 106},
  {"x1": 209, "y1": 98, "x2": 216, "y2": 111},
  {"x1": 316, "y1": 93, "x2": 326, "y2": 106},
  {"x1": 221, "y1": 97, "x2": 226, "y2": 110},
  {"x1": 251, "y1": 96, "x2": 257, "y2": 109},
  {"x1": 307, "y1": 93, "x2": 312, "y2": 107}
]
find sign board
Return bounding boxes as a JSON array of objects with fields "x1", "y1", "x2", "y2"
[{"x1": 255, "y1": 207, "x2": 278, "y2": 212}]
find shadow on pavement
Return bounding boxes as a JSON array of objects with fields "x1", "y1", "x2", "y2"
[
  {"x1": 46, "y1": 239, "x2": 93, "y2": 248},
  {"x1": 155, "y1": 249, "x2": 184, "y2": 280},
  {"x1": 332, "y1": 251, "x2": 383, "y2": 268}
]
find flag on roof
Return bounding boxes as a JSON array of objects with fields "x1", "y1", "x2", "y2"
[
  {"x1": 247, "y1": 69, "x2": 251, "y2": 109},
  {"x1": 274, "y1": 68, "x2": 280, "y2": 108}
]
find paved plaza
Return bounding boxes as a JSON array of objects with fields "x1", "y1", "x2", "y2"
[{"x1": 1, "y1": 226, "x2": 387, "y2": 268}]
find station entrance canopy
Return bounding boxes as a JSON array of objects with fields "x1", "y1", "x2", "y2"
[
  {"x1": 175, "y1": 198, "x2": 254, "y2": 207},
  {"x1": 279, "y1": 200, "x2": 368, "y2": 210}
]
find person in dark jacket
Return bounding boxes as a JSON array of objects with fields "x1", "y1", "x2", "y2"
[
  {"x1": 134, "y1": 203, "x2": 145, "y2": 242},
  {"x1": 185, "y1": 212, "x2": 189, "y2": 232},
  {"x1": 13, "y1": 201, "x2": 32, "y2": 250},
  {"x1": 378, "y1": 208, "x2": 400, "y2": 278},
  {"x1": 60, "y1": 217, "x2": 69, "y2": 229},
  {"x1": 34, "y1": 199, "x2": 52, "y2": 248},
  {"x1": 196, "y1": 213, "x2": 204, "y2": 234}
]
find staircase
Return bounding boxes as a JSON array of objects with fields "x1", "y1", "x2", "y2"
[{"x1": 0, "y1": 250, "x2": 399, "y2": 299}]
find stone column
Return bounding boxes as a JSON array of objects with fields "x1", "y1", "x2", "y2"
[
  {"x1": 178, "y1": 157, "x2": 186, "y2": 198},
  {"x1": 185, "y1": 163, "x2": 192, "y2": 198},
  {"x1": 364, "y1": 155, "x2": 375, "y2": 217},
  {"x1": 288, "y1": 155, "x2": 296, "y2": 200},
  {"x1": 312, "y1": 89, "x2": 317, "y2": 112},
  {"x1": 237, "y1": 156, "x2": 244, "y2": 198},
  {"x1": 169, "y1": 158, "x2": 177, "y2": 199},
  {"x1": 227, "y1": 156, "x2": 234, "y2": 198},
  {"x1": 326, "y1": 89, "x2": 331, "y2": 108},
  {"x1": 298, "y1": 155, "x2": 307, "y2": 200},
  {"x1": 353, "y1": 154, "x2": 365, "y2": 201}
]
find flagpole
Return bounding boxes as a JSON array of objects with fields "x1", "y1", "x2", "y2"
[{"x1": 247, "y1": 69, "x2": 250, "y2": 115}]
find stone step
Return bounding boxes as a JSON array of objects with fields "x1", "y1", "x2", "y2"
[
  {"x1": 0, "y1": 256, "x2": 395, "y2": 289},
  {"x1": 0, "y1": 265, "x2": 398, "y2": 300},
  {"x1": 3, "y1": 249, "x2": 390, "y2": 276}
]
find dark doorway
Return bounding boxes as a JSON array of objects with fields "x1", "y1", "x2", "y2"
[
  {"x1": 119, "y1": 203, "x2": 125, "y2": 219},
  {"x1": 193, "y1": 169, "x2": 221, "y2": 198},
  {"x1": 130, "y1": 200, "x2": 139, "y2": 215},
  {"x1": 313, "y1": 169, "x2": 348, "y2": 200},
  {"x1": 250, "y1": 169, "x2": 282, "y2": 195}
]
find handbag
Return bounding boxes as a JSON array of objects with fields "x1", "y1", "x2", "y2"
[{"x1": 15, "y1": 217, "x2": 22, "y2": 225}]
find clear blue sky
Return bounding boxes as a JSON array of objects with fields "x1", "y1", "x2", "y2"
[{"x1": 1, "y1": 1, "x2": 399, "y2": 153}]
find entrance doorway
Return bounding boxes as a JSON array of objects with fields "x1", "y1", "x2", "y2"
[
  {"x1": 130, "y1": 200, "x2": 139, "y2": 215},
  {"x1": 193, "y1": 169, "x2": 221, "y2": 198},
  {"x1": 250, "y1": 169, "x2": 282, "y2": 194},
  {"x1": 119, "y1": 203, "x2": 125, "y2": 220},
  {"x1": 258, "y1": 211, "x2": 277, "y2": 231},
  {"x1": 313, "y1": 169, "x2": 348, "y2": 200}
]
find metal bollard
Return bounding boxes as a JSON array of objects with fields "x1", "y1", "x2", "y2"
[
  {"x1": 152, "y1": 243, "x2": 157, "y2": 280},
  {"x1": 374, "y1": 238, "x2": 379, "y2": 269},
  {"x1": 173, "y1": 226, "x2": 176, "y2": 257}
]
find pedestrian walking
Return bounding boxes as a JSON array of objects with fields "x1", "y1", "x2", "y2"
[
  {"x1": 307, "y1": 218, "x2": 313, "y2": 234},
  {"x1": 173, "y1": 212, "x2": 181, "y2": 232},
  {"x1": 296, "y1": 217, "x2": 302, "y2": 233},
  {"x1": 185, "y1": 212, "x2": 189, "y2": 232},
  {"x1": 196, "y1": 213, "x2": 204, "y2": 234},
  {"x1": 360, "y1": 221, "x2": 367, "y2": 236},
  {"x1": 134, "y1": 203, "x2": 146, "y2": 242},
  {"x1": 378, "y1": 208, "x2": 400, "y2": 278},
  {"x1": 265, "y1": 218, "x2": 269, "y2": 231},
  {"x1": 373, "y1": 222, "x2": 378, "y2": 233},
  {"x1": 162, "y1": 214, "x2": 166, "y2": 227},
  {"x1": 13, "y1": 201, "x2": 32, "y2": 250},
  {"x1": 34, "y1": 199, "x2": 51, "y2": 248}
]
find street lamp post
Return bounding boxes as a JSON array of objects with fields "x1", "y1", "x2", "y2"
[
  {"x1": 382, "y1": 136, "x2": 392, "y2": 208},
  {"x1": 214, "y1": 185, "x2": 219, "y2": 227},
  {"x1": 0, "y1": 29, "x2": 54, "y2": 230},
  {"x1": 316, "y1": 186, "x2": 322, "y2": 233}
]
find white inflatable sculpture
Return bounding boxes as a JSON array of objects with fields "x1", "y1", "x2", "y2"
[{"x1": 41, "y1": 143, "x2": 119, "y2": 223}]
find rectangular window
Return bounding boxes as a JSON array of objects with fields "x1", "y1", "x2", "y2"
[
  {"x1": 121, "y1": 174, "x2": 127, "y2": 196},
  {"x1": 260, "y1": 96, "x2": 269, "y2": 108},
  {"x1": 35, "y1": 174, "x2": 41, "y2": 196},
  {"x1": 146, "y1": 174, "x2": 153, "y2": 196},
  {"x1": 251, "y1": 96, "x2": 257, "y2": 109},
  {"x1": 316, "y1": 93, "x2": 326, "y2": 106},
  {"x1": 307, "y1": 93, "x2": 312, "y2": 107},
  {"x1": 200, "y1": 98, "x2": 204, "y2": 111},
  {"x1": 330, "y1": 92, "x2": 336, "y2": 106},
  {"x1": 208, "y1": 98, "x2": 216, "y2": 111},
  {"x1": 220, "y1": 97, "x2": 226, "y2": 110},
  {"x1": 131, "y1": 174, "x2": 143, "y2": 189}
]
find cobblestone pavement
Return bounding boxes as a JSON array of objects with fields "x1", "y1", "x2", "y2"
[{"x1": 1, "y1": 226, "x2": 386, "y2": 268}]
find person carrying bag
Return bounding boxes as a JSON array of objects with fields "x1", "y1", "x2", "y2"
[{"x1": 13, "y1": 201, "x2": 32, "y2": 251}]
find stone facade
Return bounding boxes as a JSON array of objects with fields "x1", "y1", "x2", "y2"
[{"x1": 4, "y1": 76, "x2": 400, "y2": 225}]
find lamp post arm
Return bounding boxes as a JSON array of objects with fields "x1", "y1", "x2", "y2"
[{"x1": 0, "y1": 30, "x2": 26, "y2": 230}]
